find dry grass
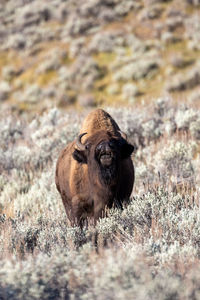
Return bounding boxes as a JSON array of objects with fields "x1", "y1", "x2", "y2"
[{"x1": 0, "y1": 98, "x2": 200, "y2": 299}]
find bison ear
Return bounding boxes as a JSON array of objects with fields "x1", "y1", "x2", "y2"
[
  {"x1": 73, "y1": 149, "x2": 87, "y2": 164},
  {"x1": 121, "y1": 143, "x2": 134, "y2": 159}
]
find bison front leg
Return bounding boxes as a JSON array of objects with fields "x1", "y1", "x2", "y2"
[
  {"x1": 71, "y1": 195, "x2": 93, "y2": 227},
  {"x1": 93, "y1": 200, "x2": 107, "y2": 224}
]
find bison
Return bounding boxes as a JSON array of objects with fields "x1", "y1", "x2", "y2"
[{"x1": 55, "y1": 109, "x2": 134, "y2": 227}]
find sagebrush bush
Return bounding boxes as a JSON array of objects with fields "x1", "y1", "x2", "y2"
[{"x1": 0, "y1": 100, "x2": 200, "y2": 299}]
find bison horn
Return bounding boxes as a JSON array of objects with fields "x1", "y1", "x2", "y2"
[
  {"x1": 119, "y1": 130, "x2": 127, "y2": 140},
  {"x1": 76, "y1": 133, "x2": 87, "y2": 151}
]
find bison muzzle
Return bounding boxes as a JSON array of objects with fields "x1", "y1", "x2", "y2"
[{"x1": 55, "y1": 109, "x2": 134, "y2": 227}]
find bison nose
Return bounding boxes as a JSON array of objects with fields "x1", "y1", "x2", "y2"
[{"x1": 97, "y1": 141, "x2": 114, "y2": 153}]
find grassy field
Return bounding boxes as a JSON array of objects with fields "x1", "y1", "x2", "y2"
[{"x1": 0, "y1": 98, "x2": 200, "y2": 299}]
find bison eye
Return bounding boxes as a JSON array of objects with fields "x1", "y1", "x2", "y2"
[
  {"x1": 85, "y1": 143, "x2": 91, "y2": 150},
  {"x1": 108, "y1": 140, "x2": 115, "y2": 149}
]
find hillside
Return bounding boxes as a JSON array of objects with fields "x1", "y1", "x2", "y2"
[
  {"x1": 0, "y1": 0, "x2": 200, "y2": 112},
  {"x1": 0, "y1": 0, "x2": 200, "y2": 299}
]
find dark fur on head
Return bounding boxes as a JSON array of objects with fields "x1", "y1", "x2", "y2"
[{"x1": 73, "y1": 130, "x2": 134, "y2": 187}]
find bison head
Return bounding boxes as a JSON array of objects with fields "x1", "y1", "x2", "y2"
[{"x1": 73, "y1": 130, "x2": 134, "y2": 185}]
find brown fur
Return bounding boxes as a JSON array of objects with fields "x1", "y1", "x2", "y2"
[
  {"x1": 55, "y1": 109, "x2": 134, "y2": 227},
  {"x1": 80, "y1": 109, "x2": 120, "y2": 142}
]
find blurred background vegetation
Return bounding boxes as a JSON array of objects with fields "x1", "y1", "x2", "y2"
[{"x1": 0, "y1": 0, "x2": 200, "y2": 114}]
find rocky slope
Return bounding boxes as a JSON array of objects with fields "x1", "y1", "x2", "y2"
[{"x1": 0, "y1": 0, "x2": 200, "y2": 112}]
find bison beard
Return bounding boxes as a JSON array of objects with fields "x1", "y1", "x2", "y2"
[
  {"x1": 55, "y1": 109, "x2": 135, "y2": 227},
  {"x1": 100, "y1": 164, "x2": 118, "y2": 186},
  {"x1": 95, "y1": 139, "x2": 119, "y2": 186}
]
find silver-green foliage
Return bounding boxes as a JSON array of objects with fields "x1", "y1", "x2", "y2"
[{"x1": 0, "y1": 100, "x2": 200, "y2": 299}]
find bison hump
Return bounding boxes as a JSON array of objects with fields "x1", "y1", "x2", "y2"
[{"x1": 80, "y1": 109, "x2": 120, "y2": 140}]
